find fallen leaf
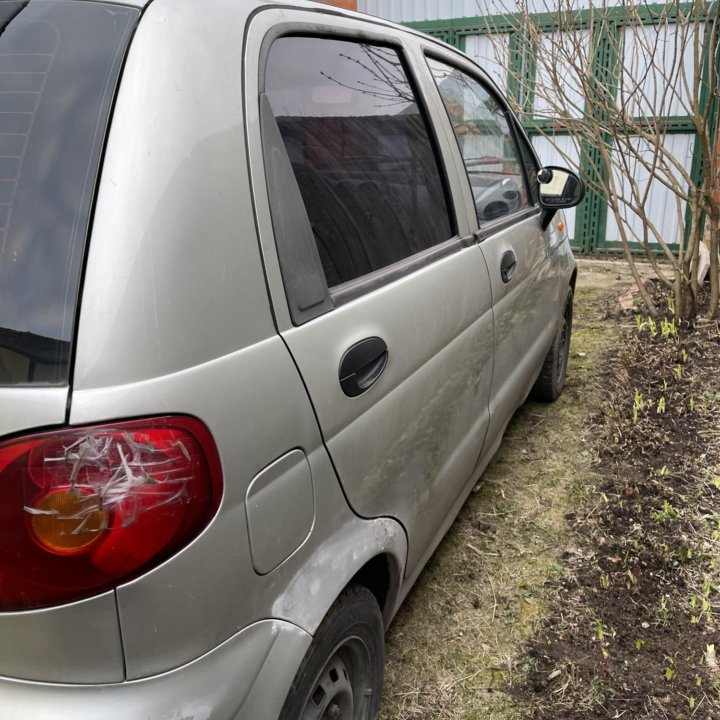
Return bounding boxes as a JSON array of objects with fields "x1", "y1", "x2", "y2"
[{"x1": 706, "y1": 644, "x2": 719, "y2": 674}]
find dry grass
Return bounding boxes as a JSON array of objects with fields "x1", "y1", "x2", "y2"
[{"x1": 379, "y1": 259, "x2": 635, "y2": 720}]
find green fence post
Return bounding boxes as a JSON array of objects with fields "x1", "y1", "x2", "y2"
[{"x1": 683, "y1": 2, "x2": 719, "y2": 251}]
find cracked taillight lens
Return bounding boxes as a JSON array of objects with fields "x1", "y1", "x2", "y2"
[{"x1": 0, "y1": 416, "x2": 222, "y2": 610}]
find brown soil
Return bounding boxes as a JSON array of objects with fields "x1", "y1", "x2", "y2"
[{"x1": 514, "y1": 280, "x2": 720, "y2": 719}]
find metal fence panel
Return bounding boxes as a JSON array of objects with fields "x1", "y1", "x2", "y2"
[
  {"x1": 358, "y1": 0, "x2": 628, "y2": 20},
  {"x1": 533, "y1": 30, "x2": 591, "y2": 119},
  {"x1": 464, "y1": 34, "x2": 510, "y2": 92},
  {"x1": 358, "y1": 0, "x2": 479, "y2": 21},
  {"x1": 605, "y1": 133, "x2": 694, "y2": 249},
  {"x1": 620, "y1": 23, "x2": 705, "y2": 118}
]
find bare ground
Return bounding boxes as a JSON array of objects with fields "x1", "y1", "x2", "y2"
[{"x1": 379, "y1": 259, "x2": 720, "y2": 719}]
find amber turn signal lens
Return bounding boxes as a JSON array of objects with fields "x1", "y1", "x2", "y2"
[
  {"x1": 30, "y1": 489, "x2": 107, "y2": 556},
  {"x1": 557, "y1": 222, "x2": 565, "y2": 232}
]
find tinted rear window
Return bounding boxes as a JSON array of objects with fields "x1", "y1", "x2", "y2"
[
  {"x1": 265, "y1": 37, "x2": 453, "y2": 289},
  {"x1": 0, "y1": 1, "x2": 138, "y2": 386}
]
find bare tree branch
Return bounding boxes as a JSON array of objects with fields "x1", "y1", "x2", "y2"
[{"x1": 480, "y1": 0, "x2": 719, "y2": 318}]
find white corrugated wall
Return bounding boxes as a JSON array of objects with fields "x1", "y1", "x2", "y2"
[
  {"x1": 357, "y1": 0, "x2": 624, "y2": 21},
  {"x1": 358, "y1": 0, "x2": 481, "y2": 22},
  {"x1": 620, "y1": 23, "x2": 705, "y2": 118},
  {"x1": 533, "y1": 30, "x2": 590, "y2": 119},
  {"x1": 605, "y1": 134, "x2": 694, "y2": 249},
  {"x1": 463, "y1": 34, "x2": 509, "y2": 91}
]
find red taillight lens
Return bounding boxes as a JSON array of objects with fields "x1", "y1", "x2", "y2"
[{"x1": 0, "y1": 416, "x2": 222, "y2": 610}]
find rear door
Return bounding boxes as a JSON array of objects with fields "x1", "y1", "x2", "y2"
[
  {"x1": 246, "y1": 11, "x2": 495, "y2": 573},
  {"x1": 423, "y1": 53, "x2": 561, "y2": 443}
]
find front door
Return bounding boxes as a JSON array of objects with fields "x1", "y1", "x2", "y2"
[{"x1": 424, "y1": 55, "x2": 560, "y2": 443}]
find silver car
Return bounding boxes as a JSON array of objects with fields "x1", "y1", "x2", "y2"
[{"x1": 0, "y1": 1, "x2": 583, "y2": 718}]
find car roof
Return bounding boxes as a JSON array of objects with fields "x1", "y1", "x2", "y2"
[
  {"x1": 102, "y1": 0, "x2": 433, "y2": 39},
  {"x1": 92, "y1": 0, "x2": 148, "y2": 7},
  {"x1": 81, "y1": 0, "x2": 461, "y2": 60},
  {"x1": 93, "y1": 0, "x2": 379, "y2": 11}
]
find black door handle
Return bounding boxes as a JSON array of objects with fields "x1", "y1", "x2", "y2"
[
  {"x1": 339, "y1": 337, "x2": 388, "y2": 397},
  {"x1": 500, "y1": 250, "x2": 517, "y2": 283}
]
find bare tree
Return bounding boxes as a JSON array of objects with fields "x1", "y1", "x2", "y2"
[{"x1": 481, "y1": 0, "x2": 719, "y2": 319}]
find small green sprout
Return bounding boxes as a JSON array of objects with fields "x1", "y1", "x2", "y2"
[
  {"x1": 660, "y1": 317, "x2": 676, "y2": 337},
  {"x1": 654, "y1": 594, "x2": 671, "y2": 626},
  {"x1": 664, "y1": 655, "x2": 676, "y2": 681},
  {"x1": 651, "y1": 500, "x2": 679, "y2": 523},
  {"x1": 633, "y1": 389, "x2": 644, "y2": 423}
]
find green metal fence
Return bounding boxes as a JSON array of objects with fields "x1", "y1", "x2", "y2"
[{"x1": 405, "y1": 3, "x2": 719, "y2": 254}]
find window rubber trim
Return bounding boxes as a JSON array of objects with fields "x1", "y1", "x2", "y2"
[
  {"x1": 330, "y1": 233, "x2": 471, "y2": 308},
  {"x1": 473, "y1": 206, "x2": 542, "y2": 243}
]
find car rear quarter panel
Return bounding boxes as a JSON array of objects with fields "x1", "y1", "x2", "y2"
[
  {"x1": 69, "y1": 0, "x2": 407, "y2": 681},
  {"x1": 0, "y1": 388, "x2": 67, "y2": 437}
]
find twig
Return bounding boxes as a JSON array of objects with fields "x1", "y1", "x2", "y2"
[{"x1": 466, "y1": 543, "x2": 499, "y2": 558}]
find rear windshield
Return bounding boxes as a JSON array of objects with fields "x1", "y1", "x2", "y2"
[{"x1": 0, "y1": 1, "x2": 138, "y2": 386}]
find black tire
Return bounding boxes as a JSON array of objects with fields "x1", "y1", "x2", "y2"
[
  {"x1": 279, "y1": 586, "x2": 384, "y2": 720},
  {"x1": 531, "y1": 288, "x2": 573, "y2": 402}
]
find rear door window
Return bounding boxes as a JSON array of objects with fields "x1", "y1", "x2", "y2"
[
  {"x1": 264, "y1": 36, "x2": 453, "y2": 292},
  {"x1": 0, "y1": 2, "x2": 138, "y2": 386}
]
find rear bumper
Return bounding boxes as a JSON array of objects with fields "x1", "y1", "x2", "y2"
[{"x1": 0, "y1": 619, "x2": 310, "y2": 720}]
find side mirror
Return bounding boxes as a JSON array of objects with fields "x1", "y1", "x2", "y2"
[{"x1": 538, "y1": 166, "x2": 586, "y2": 209}]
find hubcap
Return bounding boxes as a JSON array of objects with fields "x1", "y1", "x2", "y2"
[{"x1": 301, "y1": 638, "x2": 374, "y2": 720}]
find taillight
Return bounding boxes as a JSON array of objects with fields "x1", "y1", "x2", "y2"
[{"x1": 0, "y1": 416, "x2": 222, "y2": 610}]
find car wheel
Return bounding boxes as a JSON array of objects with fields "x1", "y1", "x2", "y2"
[
  {"x1": 531, "y1": 287, "x2": 573, "y2": 402},
  {"x1": 279, "y1": 586, "x2": 384, "y2": 720}
]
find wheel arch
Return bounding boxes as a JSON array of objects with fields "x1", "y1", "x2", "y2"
[
  {"x1": 348, "y1": 551, "x2": 403, "y2": 628},
  {"x1": 271, "y1": 513, "x2": 407, "y2": 637}
]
